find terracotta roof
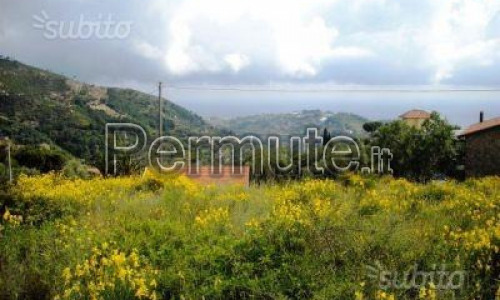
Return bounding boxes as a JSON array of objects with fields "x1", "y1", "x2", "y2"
[
  {"x1": 399, "y1": 109, "x2": 431, "y2": 120},
  {"x1": 460, "y1": 117, "x2": 500, "y2": 136}
]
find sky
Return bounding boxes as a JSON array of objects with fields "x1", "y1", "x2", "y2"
[{"x1": 1, "y1": 0, "x2": 500, "y2": 126}]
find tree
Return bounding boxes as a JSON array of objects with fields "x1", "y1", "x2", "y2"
[
  {"x1": 13, "y1": 146, "x2": 67, "y2": 173},
  {"x1": 363, "y1": 121, "x2": 383, "y2": 133},
  {"x1": 371, "y1": 112, "x2": 457, "y2": 182},
  {"x1": 322, "y1": 128, "x2": 331, "y2": 146}
]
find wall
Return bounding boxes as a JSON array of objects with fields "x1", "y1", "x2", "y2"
[
  {"x1": 182, "y1": 166, "x2": 250, "y2": 186},
  {"x1": 465, "y1": 127, "x2": 500, "y2": 177},
  {"x1": 402, "y1": 118, "x2": 426, "y2": 128}
]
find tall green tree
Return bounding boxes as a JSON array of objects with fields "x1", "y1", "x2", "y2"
[
  {"x1": 371, "y1": 112, "x2": 458, "y2": 182},
  {"x1": 362, "y1": 121, "x2": 383, "y2": 133},
  {"x1": 322, "y1": 128, "x2": 331, "y2": 146}
]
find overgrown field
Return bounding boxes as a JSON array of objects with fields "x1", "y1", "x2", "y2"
[{"x1": 0, "y1": 172, "x2": 499, "y2": 299}]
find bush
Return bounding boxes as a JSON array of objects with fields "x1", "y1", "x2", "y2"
[
  {"x1": 134, "y1": 178, "x2": 164, "y2": 192},
  {"x1": 0, "y1": 174, "x2": 498, "y2": 299},
  {"x1": 14, "y1": 146, "x2": 67, "y2": 173},
  {"x1": 61, "y1": 159, "x2": 92, "y2": 179}
]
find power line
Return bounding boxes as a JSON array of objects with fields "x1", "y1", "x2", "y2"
[
  {"x1": 166, "y1": 85, "x2": 500, "y2": 93},
  {"x1": 4, "y1": 84, "x2": 500, "y2": 98}
]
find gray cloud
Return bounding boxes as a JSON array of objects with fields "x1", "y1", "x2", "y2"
[
  {"x1": 1, "y1": 0, "x2": 500, "y2": 86},
  {"x1": 0, "y1": 0, "x2": 500, "y2": 124}
]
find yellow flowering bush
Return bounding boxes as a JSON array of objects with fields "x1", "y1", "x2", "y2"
[
  {"x1": 1, "y1": 172, "x2": 499, "y2": 299},
  {"x1": 8, "y1": 171, "x2": 196, "y2": 225},
  {"x1": 375, "y1": 290, "x2": 396, "y2": 300},
  {"x1": 56, "y1": 245, "x2": 158, "y2": 300},
  {"x1": 2, "y1": 208, "x2": 22, "y2": 226},
  {"x1": 419, "y1": 284, "x2": 437, "y2": 300},
  {"x1": 195, "y1": 207, "x2": 230, "y2": 228}
]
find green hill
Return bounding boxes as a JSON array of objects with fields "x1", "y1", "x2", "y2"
[
  {"x1": 208, "y1": 109, "x2": 369, "y2": 137},
  {"x1": 0, "y1": 58, "x2": 216, "y2": 171}
]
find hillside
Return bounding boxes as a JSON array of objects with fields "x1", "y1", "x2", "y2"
[
  {"x1": 0, "y1": 58, "x2": 216, "y2": 170},
  {"x1": 208, "y1": 109, "x2": 369, "y2": 137}
]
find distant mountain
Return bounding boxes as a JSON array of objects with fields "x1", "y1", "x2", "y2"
[
  {"x1": 0, "y1": 58, "x2": 217, "y2": 169},
  {"x1": 208, "y1": 110, "x2": 369, "y2": 137}
]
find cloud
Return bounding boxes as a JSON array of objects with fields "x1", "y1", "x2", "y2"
[
  {"x1": 418, "y1": 0, "x2": 500, "y2": 83},
  {"x1": 157, "y1": 0, "x2": 372, "y2": 78},
  {"x1": 274, "y1": 16, "x2": 372, "y2": 77},
  {"x1": 1, "y1": 0, "x2": 500, "y2": 88},
  {"x1": 224, "y1": 53, "x2": 250, "y2": 72},
  {"x1": 133, "y1": 40, "x2": 163, "y2": 60}
]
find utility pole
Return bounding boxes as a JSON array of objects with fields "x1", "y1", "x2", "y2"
[
  {"x1": 7, "y1": 140, "x2": 12, "y2": 183},
  {"x1": 158, "y1": 82, "x2": 163, "y2": 137}
]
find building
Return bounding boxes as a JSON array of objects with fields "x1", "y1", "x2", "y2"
[
  {"x1": 182, "y1": 166, "x2": 250, "y2": 186},
  {"x1": 459, "y1": 112, "x2": 500, "y2": 177},
  {"x1": 399, "y1": 109, "x2": 431, "y2": 128},
  {"x1": 144, "y1": 166, "x2": 251, "y2": 186}
]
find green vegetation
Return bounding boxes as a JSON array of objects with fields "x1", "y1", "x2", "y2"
[
  {"x1": 13, "y1": 145, "x2": 67, "y2": 173},
  {"x1": 209, "y1": 110, "x2": 368, "y2": 137},
  {"x1": 0, "y1": 173, "x2": 498, "y2": 299},
  {"x1": 0, "y1": 58, "x2": 217, "y2": 173},
  {"x1": 368, "y1": 112, "x2": 461, "y2": 182},
  {"x1": 362, "y1": 121, "x2": 384, "y2": 134}
]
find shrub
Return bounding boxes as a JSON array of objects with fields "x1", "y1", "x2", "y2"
[
  {"x1": 61, "y1": 159, "x2": 92, "y2": 179},
  {"x1": 14, "y1": 146, "x2": 67, "y2": 173},
  {"x1": 0, "y1": 173, "x2": 498, "y2": 299}
]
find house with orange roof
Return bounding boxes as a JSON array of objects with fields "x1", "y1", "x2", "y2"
[
  {"x1": 399, "y1": 109, "x2": 431, "y2": 128},
  {"x1": 458, "y1": 112, "x2": 500, "y2": 177}
]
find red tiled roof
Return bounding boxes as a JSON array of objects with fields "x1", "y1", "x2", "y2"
[
  {"x1": 460, "y1": 117, "x2": 500, "y2": 136},
  {"x1": 399, "y1": 109, "x2": 431, "y2": 119}
]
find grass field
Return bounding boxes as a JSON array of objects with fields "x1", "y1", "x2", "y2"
[{"x1": 0, "y1": 172, "x2": 499, "y2": 299}]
